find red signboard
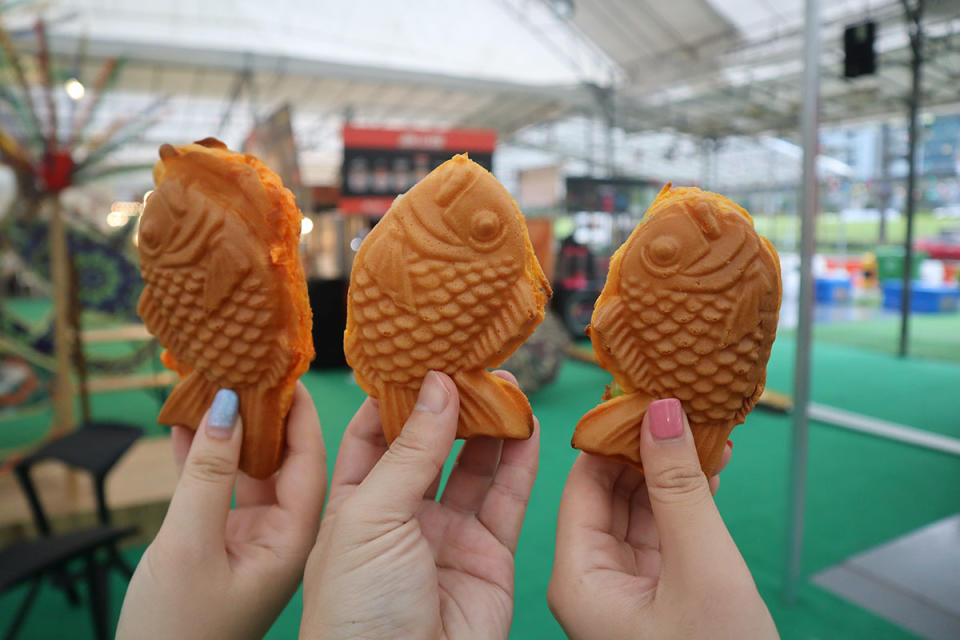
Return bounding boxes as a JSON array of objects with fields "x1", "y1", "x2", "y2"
[
  {"x1": 339, "y1": 125, "x2": 497, "y2": 216},
  {"x1": 342, "y1": 126, "x2": 497, "y2": 152}
]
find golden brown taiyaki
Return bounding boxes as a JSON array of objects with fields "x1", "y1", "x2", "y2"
[
  {"x1": 137, "y1": 138, "x2": 314, "y2": 478},
  {"x1": 572, "y1": 185, "x2": 781, "y2": 475},
  {"x1": 344, "y1": 154, "x2": 551, "y2": 443}
]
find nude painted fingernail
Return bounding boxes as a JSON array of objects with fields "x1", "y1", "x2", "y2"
[
  {"x1": 207, "y1": 389, "x2": 238, "y2": 438},
  {"x1": 648, "y1": 398, "x2": 684, "y2": 441},
  {"x1": 414, "y1": 371, "x2": 449, "y2": 414}
]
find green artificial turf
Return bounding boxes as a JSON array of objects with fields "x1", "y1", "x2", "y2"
[
  {"x1": 3, "y1": 338, "x2": 959, "y2": 639},
  {"x1": 753, "y1": 210, "x2": 957, "y2": 252},
  {"x1": 806, "y1": 311, "x2": 960, "y2": 362}
]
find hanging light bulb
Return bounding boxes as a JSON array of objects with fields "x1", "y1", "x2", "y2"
[
  {"x1": 550, "y1": 0, "x2": 574, "y2": 19},
  {"x1": 65, "y1": 78, "x2": 85, "y2": 100}
]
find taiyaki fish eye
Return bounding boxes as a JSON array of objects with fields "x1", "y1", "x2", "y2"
[
  {"x1": 649, "y1": 235, "x2": 680, "y2": 266},
  {"x1": 471, "y1": 209, "x2": 501, "y2": 243}
]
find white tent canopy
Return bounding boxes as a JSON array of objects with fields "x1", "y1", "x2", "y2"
[{"x1": 3, "y1": 0, "x2": 959, "y2": 185}]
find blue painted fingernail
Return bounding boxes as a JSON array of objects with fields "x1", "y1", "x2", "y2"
[{"x1": 208, "y1": 389, "x2": 238, "y2": 437}]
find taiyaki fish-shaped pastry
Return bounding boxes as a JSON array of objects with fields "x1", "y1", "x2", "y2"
[
  {"x1": 137, "y1": 138, "x2": 314, "y2": 478},
  {"x1": 572, "y1": 185, "x2": 781, "y2": 476},
  {"x1": 345, "y1": 154, "x2": 551, "y2": 443}
]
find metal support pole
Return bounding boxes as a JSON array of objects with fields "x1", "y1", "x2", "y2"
[
  {"x1": 604, "y1": 89, "x2": 615, "y2": 178},
  {"x1": 700, "y1": 138, "x2": 710, "y2": 189},
  {"x1": 878, "y1": 123, "x2": 891, "y2": 244},
  {"x1": 899, "y1": 0, "x2": 924, "y2": 358},
  {"x1": 584, "y1": 115, "x2": 594, "y2": 175},
  {"x1": 784, "y1": 0, "x2": 820, "y2": 605}
]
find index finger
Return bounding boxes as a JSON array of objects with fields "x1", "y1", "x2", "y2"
[
  {"x1": 274, "y1": 382, "x2": 328, "y2": 533},
  {"x1": 326, "y1": 397, "x2": 387, "y2": 513},
  {"x1": 554, "y1": 453, "x2": 628, "y2": 568},
  {"x1": 477, "y1": 416, "x2": 539, "y2": 554}
]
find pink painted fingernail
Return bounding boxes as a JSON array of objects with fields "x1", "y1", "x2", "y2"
[
  {"x1": 727, "y1": 439, "x2": 734, "y2": 449},
  {"x1": 648, "y1": 399, "x2": 684, "y2": 441}
]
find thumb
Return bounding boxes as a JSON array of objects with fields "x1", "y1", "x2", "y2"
[
  {"x1": 353, "y1": 371, "x2": 459, "y2": 526},
  {"x1": 640, "y1": 398, "x2": 743, "y2": 586},
  {"x1": 161, "y1": 389, "x2": 242, "y2": 549}
]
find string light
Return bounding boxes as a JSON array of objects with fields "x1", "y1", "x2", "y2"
[
  {"x1": 301, "y1": 216, "x2": 314, "y2": 235},
  {"x1": 108, "y1": 196, "x2": 148, "y2": 230},
  {"x1": 65, "y1": 78, "x2": 85, "y2": 100}
]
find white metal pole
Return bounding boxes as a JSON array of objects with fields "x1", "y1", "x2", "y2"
[{"x1": 784, "y1": 0, "x2": 820, "y2": 605}]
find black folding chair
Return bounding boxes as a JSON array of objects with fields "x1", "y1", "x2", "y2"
[{"x1": 1, "y1": 422, "x2": 141, "y2": 639}]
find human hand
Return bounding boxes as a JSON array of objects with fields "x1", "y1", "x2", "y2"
[
  {"x1": 117, "y1": 382, "x2": 327, "y2": 640},
  {"x1": 548, "y1": 399, "x2": 778, "y2": 640},
  {"x1": 299, "y1": 370, "x2": 539, "y2": 640}
]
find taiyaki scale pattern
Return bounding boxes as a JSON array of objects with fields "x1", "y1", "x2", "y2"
[
  {"x1": 573, "y1": 185, "x2": 781, "y2": 475},
  {"x1": 137, "y1": 138, "x2": 314, "y2": 478},
  {"x1": 345, "y1": 154, "x2": 552, "y2": 443}
]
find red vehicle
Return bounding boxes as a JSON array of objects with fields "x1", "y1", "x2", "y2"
[{"x1": 915, "y1": 228, "x2": 960, "y2": 260}]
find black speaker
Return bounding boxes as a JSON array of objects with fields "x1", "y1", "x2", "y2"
[
  {"x1": 307, "y1": 278, "x2": 349, "y2": 368},
  {"x1": 844, "y1": 21, "x2": 876, "y2": 78}
]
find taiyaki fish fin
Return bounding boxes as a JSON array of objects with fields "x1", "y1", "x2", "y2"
[
  {"x1": 364, "y1": 230, "x2": 416, "y2": 313},
  {"x1": 453, "y1": 370, "x2": 533, "y2": 440},
  {"x1": 475, "y1": 279, "x2": 542, "y2": 370},
  {"x1": 194, "y1": 137, "x2": 228, "y2": 149},
  {"x1": 690, "y1": 422, "x2": 736, "y2": 477},
  {"x1": 237, "y1": 386, "x2": 284, "y2": 478},
  {"x1": 157, "y1": 370, "x2": 219, "y2": 430},
  {"x1": 160, "y1": 349, "x2": 192, "y2": 378},
  {"x1": 137, "y1": 287, "x2": 170, "y2": 346},
  {"x1": 379, "y1": 384, "x2": 420, "y2": 444},
  {"x1": 721, "y1": 268, "x2": 767, "y2": 348},
  {"x1": 590, "y1": 297, "x2": 652, "y2": 391},
  {"x1": 204, "y1": 242, "x2": 252, "y2": 312},
  {"x1": 571, "y1": 390, "x2": 654, "y2": 471},
  {"x1": 158, "y1": 144, "x2": 179, "y2": 161},
  {"x1": 434, "y1": 155, "x2": 475, "y2": 206}
]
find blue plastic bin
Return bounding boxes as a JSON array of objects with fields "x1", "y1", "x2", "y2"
[
  {"x1": 881, "y1": 280, "x2": 960, "y2": 313},
  {"x1": 815, "y1": 276, "x2": 852, "y2": 304}
]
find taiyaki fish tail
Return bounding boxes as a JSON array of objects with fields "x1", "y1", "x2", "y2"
[
  {"x1": 237, "y1": 386, "x2": 286, "y2": 479},
  {"x1": 158, "y1": 370, "x2": 220, "y2": 432},
  {"x1": 690, "y1": 422, "x2": 736, "y2": 478},
  {"x1": 453, "y1": 370, "x2": 533, "y2": 440},
  {"x1": 379, "y1": 385, "x2": 420, "y2": 444},
  {"x1": 377, "y1": 370, "x2": 533, "y2": 444},
  {"x1": 572, "y1": 390, "x2": 654, "y2": 470}
]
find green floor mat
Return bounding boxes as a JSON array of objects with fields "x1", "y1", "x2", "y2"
[
  {"x1": 2, "y1": 339, "x2": 958, "y2": 638},
  {"x1": 803, "y1": 311, "x2": 960, "y2": 362}
]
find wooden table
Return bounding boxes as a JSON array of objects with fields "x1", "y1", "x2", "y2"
[{"x1": 0, "y1": 436, "x2": 177, "y2": 547}]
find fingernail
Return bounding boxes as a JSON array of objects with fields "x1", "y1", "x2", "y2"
[
  {"x1": 648, "y1": 398, "x2": 684, "y2": 441},
  {"x1": 207, "y1": 389, "x2": 238, "y2": 438},
  {"x1": 414, "y1": 371, "x2": 449, "y2": 414},
  {"x1": 727, "y1": 439, "x2": 734, "y2": 449}
]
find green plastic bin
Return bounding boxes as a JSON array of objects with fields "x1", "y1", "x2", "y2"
[{"x1": 875, "y1": 247, "x2": 926, "y2": 282}]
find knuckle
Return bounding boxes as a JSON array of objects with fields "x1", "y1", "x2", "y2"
[
  {"x1": 491, "y1": 476, "x2": 530, "y2": 509},
  {"x1": 185, "y1": 451, "x2": 236, "y2": 484},
  {"x1": 648, "y1": 464, "x2": 709, "y2": 502},
  {"x1": 386, "y1": 429, "x2": 440, "y2": 469}
]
